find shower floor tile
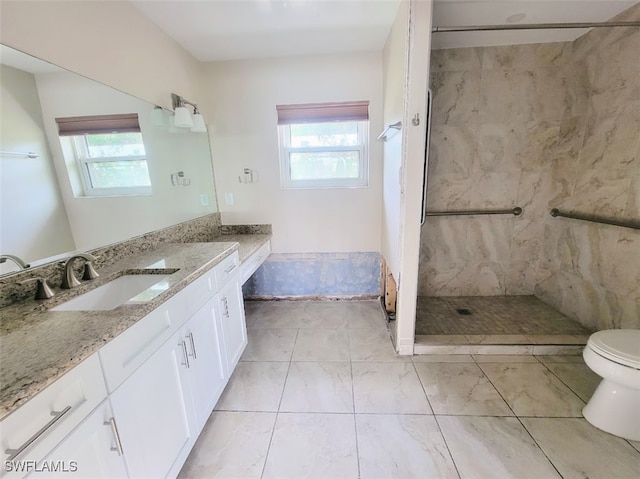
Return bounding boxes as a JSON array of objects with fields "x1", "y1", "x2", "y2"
[{"x1": 415, "y1": 296, "x2": 592, "y2": 339}]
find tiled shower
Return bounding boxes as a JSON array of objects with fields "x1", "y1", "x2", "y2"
[{"x1": 417, "y1": 5, "x2": 640, "y2": 339}]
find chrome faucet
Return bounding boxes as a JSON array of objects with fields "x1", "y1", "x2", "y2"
[
  {"x1": 61, "y1": 253, "x2": 99, "y2": 289},
  {"x1": 0, "y1": 254, "x2": 30, "y2": 270}
]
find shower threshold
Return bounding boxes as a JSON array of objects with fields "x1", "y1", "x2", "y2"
[{"x1": 413, "y1": 295, "x2": 592, "y2": 356}]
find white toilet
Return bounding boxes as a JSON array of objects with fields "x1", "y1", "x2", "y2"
[{"x1": 582, "y1": 329, "x2": 640, "y2": 441}]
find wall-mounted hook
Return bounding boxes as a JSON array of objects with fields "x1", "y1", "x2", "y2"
[{"x1": 412, "y1": 113, "x2": 420, "y2": 126}]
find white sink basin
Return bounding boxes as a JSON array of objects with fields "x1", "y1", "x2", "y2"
[{"x1": 51, "y1": 275, "x2": 171, "y2": 311}]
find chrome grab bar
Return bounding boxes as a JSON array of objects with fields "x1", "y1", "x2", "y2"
[
  {"x1": 377, "y1": 121, "x2": 402, "y2": 142},
  {"x1": 5, "y1": 406, "x2": 72, "y2": 460},
  {"x1": 425, "y1": 207, "x2": 523, "y2": 217},
  {"x1": 550, "y1": 209, "x2": 640, "y2": 230}
]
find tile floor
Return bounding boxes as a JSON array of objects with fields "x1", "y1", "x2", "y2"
[{"x1": 179, "y1": 300, "x2": 640, "y2": 479}]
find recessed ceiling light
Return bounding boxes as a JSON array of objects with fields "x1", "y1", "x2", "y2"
[{"x1": 506, "y1": 12, "x2": 527, "y2": 23}]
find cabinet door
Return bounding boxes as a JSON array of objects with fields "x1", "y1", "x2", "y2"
[
  {"x1": 218, "y1": 277, "x2": 247, "y2": 373},
  {"x1": 31, "y1": 400, "x2": 128, "y2": 479},
  {"x1": 182, "y1": 298, "x2": 227, "y2": 430},
  {"x1": 109, "y1": 331, "x2": 194, "y2": 479}
]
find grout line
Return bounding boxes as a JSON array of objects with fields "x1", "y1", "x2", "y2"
[
  {"x1": 258, "y1": 328, "x2": 298, "y2": 479},
  {"x1": 473, "y1": 359, "x2": 566, "y2": 478},
  {"x1": 537, "y1": 360, "x2": 589, "y2": 406},
  {"x1": 411, "y1": 361, "x2": 462, "y2": 478}
]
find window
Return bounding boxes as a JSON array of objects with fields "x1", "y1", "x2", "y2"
[
  {"x1": 56, "y1": 114, "x2": 151, "y2": 196},
  {"x1": 277, "y1": 101, "x2": 369, "y2": 188}
]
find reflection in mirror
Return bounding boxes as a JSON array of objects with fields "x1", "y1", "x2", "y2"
[{"x1": 0, "y1": 45, "x2": 218, "y2": 276}]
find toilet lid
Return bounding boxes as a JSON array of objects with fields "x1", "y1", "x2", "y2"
[{"x1": 588, "y1": 330, "x2": 640, "y2": 368}]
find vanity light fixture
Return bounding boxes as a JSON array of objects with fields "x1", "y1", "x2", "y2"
[{"x1": 171, "y1": 93, "x2": 207, "y2": 132}]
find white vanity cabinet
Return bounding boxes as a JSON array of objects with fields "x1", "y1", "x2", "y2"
[
  {"x1": 100, "y1": 250, "x2": 246, "y2": 479},
  {"x1": 31, "y1": 400, "x2": 128, "y2": 479},
  {"x1": 1, "y1": 246, "x2": 256, "y2": 479},
  {"x1": 217, "y1": 275, "x2": 247, "y2": 373},
  {"x1": 108, "y1": 326, "x2": 193, "y2": 479},
  {"x1": 0, "y1": 354, "x2": 107, "y2": 479},
  {"x1": 175, "y1": 295, "x2": 227, "y2": 434}
]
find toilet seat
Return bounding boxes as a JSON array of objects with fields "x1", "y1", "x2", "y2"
[{"x1": 587, "y1": 329, "x2": 640, "y2": 369}]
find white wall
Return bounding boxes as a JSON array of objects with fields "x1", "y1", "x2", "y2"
[
  {"x1": 0, "y1": 65, "x2": 75, "y2": 271},
  {"x1": 0, "y1": 1, "x2": 204, "y2": 113},
  {"x1": 35, "y1": 72, "x2": 217, "y2": 251},
  {"x1": 381, "y1": 0, "x2": 410, "y2": 278},
  {"x1": 203, "y1": 53, "x2": 384, "y2": 254}
]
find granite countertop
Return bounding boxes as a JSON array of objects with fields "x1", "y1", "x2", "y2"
[
  {"x1": 214, "y1": 233, "x2": 271, "y2": 263},
  {"x1": 0, "y1": 234, "x2": 271, "y2": 420}
]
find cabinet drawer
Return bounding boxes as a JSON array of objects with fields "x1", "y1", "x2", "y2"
[
  {"x1": 1, "y1": 354, "x2": 106, "y2": 477},
  {"x1": 213, "y1": 251, "x2": 240, "y2": 290},
  {"x1": 241, "y1": 241, "x2": 271, "y2": 284},
  {"x1": 99, "y1": 304, "x2": 177, "y2": 393},
  {"x1": 169, "y1": 268, "x2": 216, "y2": 321}
]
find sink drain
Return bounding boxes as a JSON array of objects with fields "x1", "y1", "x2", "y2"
[{"x1": 456, "y1": 308, "x2": 472, "y2": 316}]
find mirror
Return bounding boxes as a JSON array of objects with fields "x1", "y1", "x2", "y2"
[{"x1": 0, "y1": 45, "x2": 218, "y2": 276}]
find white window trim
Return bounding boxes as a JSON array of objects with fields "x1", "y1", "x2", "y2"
[
  {"x1": 278, "y1": 121, "x2": 369, "y2": 189},
  {"x1": 72, "y1": 136, "x2": 152, "y2": 197}
]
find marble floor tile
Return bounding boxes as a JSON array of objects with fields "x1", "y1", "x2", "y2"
[
  {"x1": 352, "y1": 362, "x2": 431, "y2": 414},
  {"x1": 215, "y1": 362, "x2": 288, "y2": 412},
  {"x1": 438, "y1": 416, "x2": 560, "y2": 479},
  {"x1": 543, "y1": 362, "x2": 601, "y2": 403},
  {"x1": 178, "y1": 411, "x2": 276, "y2": 479},
  {"x1": 420, "y1": 335, "x2": 471, "y2": 345},
  {"x1": 356, "y1": 414, "x2": 458, "y2": 479},
  {"x1": 527, "y1": 334, "x2": 589, "y2": 345},
  {"x1": 466, "y1": 334, "x2": 531, "y2": 344},
  {"x1": 343, "y1": 301, "x2": 389, "y2": 330},
  {"x1": 532, "y1": 345, "x2": 584, "y2": 355},
  {"x1": 536, "y1": 355, "x2": 586, "y2": 363},
  {"x1": 521, "y1": 418, "x2": 640, "y2": 479},
  {"x1": 415, "y1": 362, "x2": 513, "y2": 416},
  {"x1": 349, "y1": 328, "x2": 410, "y2": 362},
  {"x1": 299, "y1": 301, "x2": 349, "y2": 329},
  {"x1": 244, "y1": 300, "x2": 306, "y2": 328},
  {"x1": 292, "y1": 329, "x2": 350, "y2": 361},
  {"x1": 240, "y1": 328, "x2": 298, "y2": 362},
  {"x1": 412, "y1": 354, "x2": 474, "y2": 362},
  {"x1": 262, "y1": 413, "x2": 358, "y2": 479},
  {"x1": 279, "y1": 361, "x2": 353, "y2": 413},
  {"x1": 479, "y1": 362, "x2": 585, "y2": 417},
  {"x1": 472, "y1": 354, "x2": 539, "y2": 363}
]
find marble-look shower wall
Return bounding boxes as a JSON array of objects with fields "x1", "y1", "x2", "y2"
[
  {"x1": 535, "y1": 5, "x2": 640, "y2": 330},
  {"x1": 419, "y1": 42, "x2": 571, "y2": 296}
]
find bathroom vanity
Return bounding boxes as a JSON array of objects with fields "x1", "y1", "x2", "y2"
[{"x1": 0, "y1": 235, "x2": 271, "y2": 478}]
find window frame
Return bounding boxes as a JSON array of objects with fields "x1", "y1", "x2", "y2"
[
  {"x1": 71, "y1": 133, "x2": 151, "y2": 197},
  {"x1": 278, "y1": 120, "x2": 369, "y2": 189}
]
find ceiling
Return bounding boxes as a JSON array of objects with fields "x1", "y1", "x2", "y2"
[{"x1": 137, "y1": 1, "x2": 634, "y2": 61}]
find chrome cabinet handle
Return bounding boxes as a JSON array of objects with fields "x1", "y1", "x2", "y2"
[
  {"x1": 180, "y1": 340, "x2": 190, "y2": 368},
  {"x1": 224, "y1": 263, "x2": 236, "y2": 274},
  {"x1": 187, "y1": 332, "x2": 197, "y2": 360},
  {"x1": 222, "y1": 297, "x2": 229, "y2": 317},
  {"x1": 5, "y1": 406, "x2": 72, "y2": 460},
  {"x1": 104, "y1": 417, "x2": 124, "y2": 456}
]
